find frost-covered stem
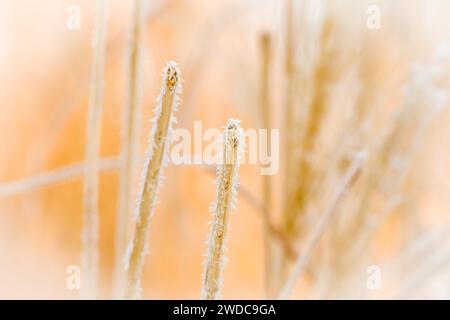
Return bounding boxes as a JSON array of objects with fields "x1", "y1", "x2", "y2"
[
  {"x1": 202, "y1": 119, "x2": 243, "y2": 300},
  {"x1": 113, "y1": 0, "x2": 145, "y2": 297},
  {"x1": 123, "y1": 62, "x2": 181, "y2": 299},
  {"x1": 279, "y1": 153, "x2": 365, "y2": 299},
  {"x1": 81, "y1": 0, "x2": 108, "y2": 300}
]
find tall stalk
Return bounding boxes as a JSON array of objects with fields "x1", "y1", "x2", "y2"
[
  {"x1": 113, "y1": 0, "x2": 145, "y2": 297},
  {"x1": 202, "y1": 119, "x2": 244, "y2": 300},
  {"x1": 278, "y1": 0, "x2": 296, "y2": 294},
  {"x1": 123, "y1": 62, "x2": 181, "y2": 299},
  {"x1": 81, "y1": 0, "x2": 108, "y2": 300},
  {"x1": 259, "y1": 33, "x2": 275, "y2": 298}
]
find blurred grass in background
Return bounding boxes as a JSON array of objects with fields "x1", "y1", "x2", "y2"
[{"x1": 0, "y1": 0, "x2": 450, "y2": 299}]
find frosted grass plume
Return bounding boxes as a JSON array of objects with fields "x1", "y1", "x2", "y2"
[
  {"x1": 201, "y1": 119, "x2": 244, "y2": 300},
  {"x1": 123, "y1": 61, "x2": 181, "y2": 299}
]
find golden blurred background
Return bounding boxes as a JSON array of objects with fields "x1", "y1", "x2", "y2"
[{"x1": 0, "y1": 0, "x2": 450, "y2": 299}]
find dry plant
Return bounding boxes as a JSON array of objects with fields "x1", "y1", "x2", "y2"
[
  {"x1": 81, "y1": 0, "x2": 108, "y2": 300},
  {"x1": 284, "y1": 12, "x2": 340, "y2": 242},
  {"x1": 123, "y1": 62, "x2": 181, "y2": 299},
  {"x1": 201, "y1": 119, "x2": 244, "y2": 300},
  {"x1": 2, "y1": 0, "x2": 450, "y2": 301},
  {"x1": 114, "y1": 0, "x2": 145, "y2": 297},
  {"x1": 259, "y1": 32, "x2": 276, "y2": 298},
  {"x1": 265, "y1": 0, "x2": 450, "y2": 299},
  {"x1": 276, "y1": 0, "x2": 297, "y2": 294},
  {"x1": 277, "y1": 0, "x2": 344, "y2": 295},
  {"x1": 316, "y1": 44, "x2": 450, "y2": 298},
  {"x1": 279, "y1": 152, "x2": 365, "y2": 299}
]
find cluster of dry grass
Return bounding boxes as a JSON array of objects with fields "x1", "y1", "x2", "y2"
[{"x1": 0, "y1": 0, "x2": 450, "y2": 299}]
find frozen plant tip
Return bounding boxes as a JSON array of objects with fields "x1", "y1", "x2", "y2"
[
  {"x1": 124, "y1": 62, "x2": 181, "y2": 299},
  {"x1": 202, "y1": 119, "x2": 244, "y2": 300}
]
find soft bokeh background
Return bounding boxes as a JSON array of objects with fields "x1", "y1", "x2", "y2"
[{"x1": 1, "y1": 0, "x2": 450, "y2": 299}]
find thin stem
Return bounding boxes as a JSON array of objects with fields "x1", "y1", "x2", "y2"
[
  {"x1": 279, "y1": 0, "x2": 296, "y2": 293},
  {"x1": 0, "y1": 158, "x2": 118, "y2": 197},
  {"x1": 259, "y1": 33, "x2": 275, "y2": 298},
  {"x1": 81, "y1": 0, "x2": 108, "y2": 300},
  {"x1": 123, "y1": 62, "x2": 181, "y2": 299},
  {"x1": 202, "y1": 119, "x2": 244, "y2": 300},
  {"x1": 114, "y1": 0, "x2": 145, "y2": 297}
]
